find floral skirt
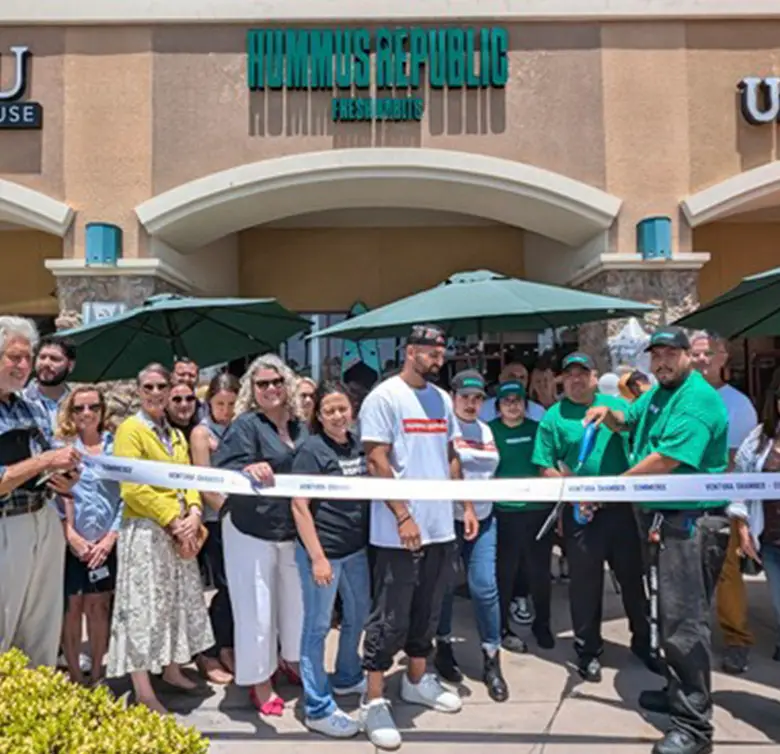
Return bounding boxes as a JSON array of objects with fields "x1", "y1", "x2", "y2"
[{"x1": 107, "y1": 517, "x2": 215, "y2": 677}]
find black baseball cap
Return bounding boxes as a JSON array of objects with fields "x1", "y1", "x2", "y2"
[
  {"x1": 452, "y1": 370, "x2": 486, "y2": 397},
  {"x1": 496, "y1": 380, "x2": 526, "y2": 400},
  {"x1": 407, "y1": 323, "x2": 446, "y2": 347},
  {"x1": 645, "y1": 326, "x2": 691, "y2": 352},
  {"x1": 561, "y1": 352, "x2": 595, "y2": 372}
]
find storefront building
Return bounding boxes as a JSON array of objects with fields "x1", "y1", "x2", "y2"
[{"x1": 1, "y1": 0, "x2": 779, "y2": 376}]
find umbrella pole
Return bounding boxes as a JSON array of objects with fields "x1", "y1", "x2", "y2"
[{"x1": 478, "y1": 319, "x2": 485, "y2": 373}]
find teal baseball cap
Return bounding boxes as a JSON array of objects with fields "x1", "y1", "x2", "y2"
[
  {"x1": 497, "y1": 380, "x2": 526, "y2": 400},
  {"x1": 452, "y1": 369, "x2": 486, "y2": 397},
  {"x1": 645, "y1": 326, "x2": 691, "y2": 352},
  {"x1": 561, "y1": 352, "x2": 595, "y2": 372}
]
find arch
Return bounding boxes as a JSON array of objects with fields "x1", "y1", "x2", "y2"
[
  {"x1": 135, "y1": 148, "x2": 622, "y2": 251},
  {"x1": 682, "y1": 161, "x2": 780, "y2": 227},
  {"x1": 0, "y1": 178, "x2": 74, "y2": 236}
]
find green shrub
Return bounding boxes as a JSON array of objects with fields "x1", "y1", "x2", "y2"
[{"x1": 0, "y1": 649, "x2": 209, "y2": 754}]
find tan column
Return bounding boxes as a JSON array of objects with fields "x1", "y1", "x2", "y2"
[{"x1": 62, "y1": 28, "x2": 153, "y2": 260}]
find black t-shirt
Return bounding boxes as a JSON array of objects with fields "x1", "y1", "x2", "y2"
[
  {"x1": 213, "y1": 411, "x2": 307, "y2": 541},
  {"x1": 291, "y1": 432, "x2": 369, "y2": 559}
]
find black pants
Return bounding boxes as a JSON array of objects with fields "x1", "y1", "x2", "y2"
[
  {"x1": 496, "y1": 508, "x2": 554, "y2": 633},
  {"x1": 362, "y1": 542, "x2": 457, "y2": 673},
  {"x1": 199, "y1": 520, "x2": 234, "y2": 656},
  {"x1": 639, "y1": 510, "x2": 729, "y2": 743},
  {"x1": 563, "y1": 504, "x2": 649, "y2": 660}
]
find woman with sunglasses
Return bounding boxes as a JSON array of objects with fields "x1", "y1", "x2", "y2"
[
  {"x1": 56, "y1": 385, "x2": 122, "y2": 686},
  {"x1": 291, "y1": 381, "x2": 370, "y2": 738},
  {"x1": 107, "y1": 363, "x2": 213, "y2": 714},
  {"x1": 166, "y1": 382, "x2": 200, "y2": 443},
  {"x1": 213, "y1": 354, "x2": 307, "y2": 716},
  {"x1": 190, "y1": 373, "x2": 240, "y2": 685}
]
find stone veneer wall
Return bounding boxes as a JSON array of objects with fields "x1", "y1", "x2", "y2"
[
  {"x1": 577, "y1": 268, "x2": 700, "y2": 372},
  {"x1": 55, "y1": 274, "x2": 186, "y2": 429}
]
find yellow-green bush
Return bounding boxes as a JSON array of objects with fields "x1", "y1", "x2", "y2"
[{"x1": 0, "y1": 649, "x2": 209, "y2": 754}]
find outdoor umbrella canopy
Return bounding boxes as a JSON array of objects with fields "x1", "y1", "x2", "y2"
[
  {"x1": 55, "y1": 294, "x2": 310, "y2": 382},
  {"x1": 673, "y1": 266, "x2": 780, "y2": 339},
  {"x1": 310, "y1": 270, "x2": 656, "y2": 341}
]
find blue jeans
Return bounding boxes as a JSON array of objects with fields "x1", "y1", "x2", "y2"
[
  {"x1": 295, "y1": 544, "x2": 371, "y2": 720},
  {"x1": 437, "y1": 515, "x2": 501, "y2": 651},
  {"x1": 761, "y1": 542, "x2": 780, "y2": 639}
]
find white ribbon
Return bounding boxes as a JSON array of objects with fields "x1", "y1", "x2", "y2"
[{"x1": 83, "y1": 454, "x2": 780, "y2": 503}]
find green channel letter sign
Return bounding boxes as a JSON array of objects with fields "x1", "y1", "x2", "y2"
[{"x1": 246, "y1": 28, "x2": 509, "y2": 123}]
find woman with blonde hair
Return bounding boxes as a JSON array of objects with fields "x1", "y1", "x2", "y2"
[
  {"x1": 294, "y1": 376, "x2": 317, "y2": 424},
  {"x1": 56, "y1": 385, "x2": 122, "y2": 686},
  {"x1": 107, "y1": 363, "x2": 214, "y2": 714},
  {"x1": 214, "y1": 353, "x2": 308, "y2": 716}
]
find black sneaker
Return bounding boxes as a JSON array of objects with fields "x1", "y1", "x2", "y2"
[
  {"x1": 721, "y1": 645, "x2": 749, "y2": 675},
  {"x1": 638, "y1": 688, "x2": 670, "y2": 714},
  {"x1": 501, "y1": 630, "x2": 528, "y2": 654},
  {"x1": 577, "y1": 656, "x2": 602, "y2": 683},
  {"x1": 482, "y1": 650, "x2": 509, "y2": 703},
  {"x1": 652, "y1": 728, "x2": 713, "y2": 754},
  {"x1": 434, "y1": 640, "x2": 463, "y2": 684},
  {"x1": 532, "y1": 625, "x2": 555, "y2": 650}
]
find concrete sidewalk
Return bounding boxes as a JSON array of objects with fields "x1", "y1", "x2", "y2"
[{"x1": 154, "y1": 572, "x2": 780, "y2": 753}]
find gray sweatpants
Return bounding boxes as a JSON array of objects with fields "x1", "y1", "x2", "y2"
[{"x1": 0, "y1": 505, "x2": 65, "y2": 667}]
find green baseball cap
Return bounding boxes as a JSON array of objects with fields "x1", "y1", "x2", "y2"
[
  {"x1": 561, "y1": 352, "x2": 595, "y2": 371},
  {"x1": 645, "y1": 326, "x2": 691, "y2": 352},
  {"x1": 452, "y1": 369, "x2": 486, "y2": 397},
  {"x1": 497, "y1": 381, "x2": 526, "y2": 400}
]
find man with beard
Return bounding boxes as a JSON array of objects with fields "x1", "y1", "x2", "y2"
[
  {"x1": 689, "y1": 332, "x2": 757, "y2": 676},
  {"x1": 358, "y1": 324, "x2": 478, "y2": 750},
  {"x1": 586, "y1": 326, "x2": 729, "y2": 754},
  {"x1": 23, "y1": 337, "x2": 76, "y2": 429},
  {"x1": 533, "y1": 352, "x2": 652, "y2": 682},
  {"x1": 0, "y1": 317, "x2": 81, "y2": 667}
]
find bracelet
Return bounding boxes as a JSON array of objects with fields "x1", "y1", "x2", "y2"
[{"x1": 396, "y1": 514, "x2": 411, "y2": 527}]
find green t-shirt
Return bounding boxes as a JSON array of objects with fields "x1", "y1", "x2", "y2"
[
  {"x1": 625, "y1": 370, "x2": 728, "y2": 511},
  {"x1": 532, "y1": 394, "x2": 630, "y2": 478},
  {"x1": 489, "y1": 418, "x2": 546, "y2": 511}
]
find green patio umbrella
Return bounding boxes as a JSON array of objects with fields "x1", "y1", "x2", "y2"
[
  {"x1": 674, "y1": 266, "x2": 780, "y2": 338},
  {"x1": 55, "y1": 294, "x2": 310, "y2": 382},
  {"x1": 310, "y1": 270, "x2": 656, "y2": 341}
]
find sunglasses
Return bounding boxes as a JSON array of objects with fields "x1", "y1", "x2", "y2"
[
  {"x1": 72, "y1": 403, "x2": 101, "y2": 414},
  {"x1": 171, "y1": 395, "x2": 196, "y2": 404},
  {"x1": 299, "y1": 392, "x2": 315, "y2": 400},
  {"x1": 142, "y1": 382, "x2": 169, "y2": 393},
  {"x1": 254, "y1": 378, "x2": 284, "y2": 390}
]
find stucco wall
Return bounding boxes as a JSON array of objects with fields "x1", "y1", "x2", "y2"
[
  {"x1": 238, "y1": 225, "x2": 524, "y2": 310},
  {"x1": 0, "y1": 230, "x2": 60, "y2": 314}
]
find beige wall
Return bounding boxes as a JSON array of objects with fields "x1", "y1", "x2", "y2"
[
  {"x1": 238, "y1": 226, "x2": 524, "y2": 311},
  {"x1": 1, "y1": 21, "x2": 780, "y2": 294},
  {"x1": 695, "y1": 222, "x2": 780, "y2": 303},
  {"x1": 0, "y1": 231, "x2": 61, "y2": 314}
]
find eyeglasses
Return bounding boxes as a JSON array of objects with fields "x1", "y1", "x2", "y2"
[
  {"x1": 300, "y1": 393, "x2": 314, "y2": 401},
  {"x1": 72, "y1": 403, "x2": 101, "y2": 414},
  {"x1": 171, "y1": 395, "x2": 196, "y2": 404},
  {"x1": 142, "y1": 382, "x2": 169, "y2": 393},
  {"x1": 254, "y1": 378, "x2": 284, "y2": 390}
]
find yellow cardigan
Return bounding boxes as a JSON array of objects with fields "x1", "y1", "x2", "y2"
[{"x1": 113, "y1": 415, "x2": 201, "y2": 528}]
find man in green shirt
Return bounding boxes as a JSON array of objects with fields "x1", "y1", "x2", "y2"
[
  {"x1": 585, "y1": 326, "x2": 729, "y2": 754},
  {"x1": 532, "y1": 352, "x2": 651, "y2": 683}
]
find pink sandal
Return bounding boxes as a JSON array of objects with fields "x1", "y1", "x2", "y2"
[{"x1": 249, "y1": 687, "x2": 284, "y2": 717}]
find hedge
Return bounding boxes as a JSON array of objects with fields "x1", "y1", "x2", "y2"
[{"x1": 0, "y1": 649, "x2": 209, "y2": 754}]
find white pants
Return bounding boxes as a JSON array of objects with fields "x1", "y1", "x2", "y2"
[
  {"x1": 0, "y1": 505, "x2": 65, "y2": 667},
  {"x1": 222, "y1": 512, "x2": 303, "y2": 686}
]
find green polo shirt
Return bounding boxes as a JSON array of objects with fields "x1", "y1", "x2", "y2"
[
  {"x1": 489, "y1": 418, "x2": 546, "y2": 511},
  {"x1": 625, "y1": 370, "x2": 728, "y2": 511},
  {"x1": 532, "y1": 394, "x2": 630, "y2": 478}
]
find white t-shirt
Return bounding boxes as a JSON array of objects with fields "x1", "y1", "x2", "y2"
[
  {"x1": 359, "y1": 375, "x2": 460, "y2": 548},
  {"x1": 479, "y1": 398, "x2": 546, "y2": 424},
  {"x1": 719, "y1": 384, "x2": 758, "y2": 451},
  {"x1": 453, "y1": 417, "x2": 499, "y2": 521}
]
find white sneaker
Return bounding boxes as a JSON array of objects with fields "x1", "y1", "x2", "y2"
[
  {"x1": 79, "y1": 653, "x2": 93, "y2": 674},
  {"x1": 333, "y1": 677, "x2": 366, "y2": 696},
  {"x1": 400, "y1": 672, "x2": 462, "y2": 713},
  {"x1": 359, "y1": 697, "x2": 402, "y2": 750},
  {"x1": 510, "y1": 596, "x2": 535, "y2": 626},
  {"x1": 306, "y1": 708, "x2": 360, "y2": 739}
]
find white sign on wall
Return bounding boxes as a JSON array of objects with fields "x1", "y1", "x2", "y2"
[
  {"x1": 82, "y1": 301, "x2": 127, "y2": 326},
  {"x1": 739, "y1": 76, "x2": 780, "y2": 125}
]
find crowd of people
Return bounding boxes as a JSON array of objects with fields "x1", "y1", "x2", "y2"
[{"x1": 0, "y1": 314, "x2": 779, "y2": 754}]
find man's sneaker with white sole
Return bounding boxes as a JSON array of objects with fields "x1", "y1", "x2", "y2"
[
  {"x1": 400, "y1": 672, "x2": 462, "y2": 712},
  {"x1": 306, "y1": 708, "x2": 360, "y2": 739},
  {"x1": 333, "y1": 677, "x2": 367, "y2": 696},
  {"x1": 359, "y1": 697, "x2": 402, "y2": 751}
]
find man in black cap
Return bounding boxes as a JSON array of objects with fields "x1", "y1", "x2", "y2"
[
  {"x1": 586, "y1": 326, "x2": 729, "y2": 754},
  {"x1": 357, "y1": 324, "x2": 478, "y2": 749},
  {"x1": 533, "y1": 351, "x2": 652, "y2": 682}
]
